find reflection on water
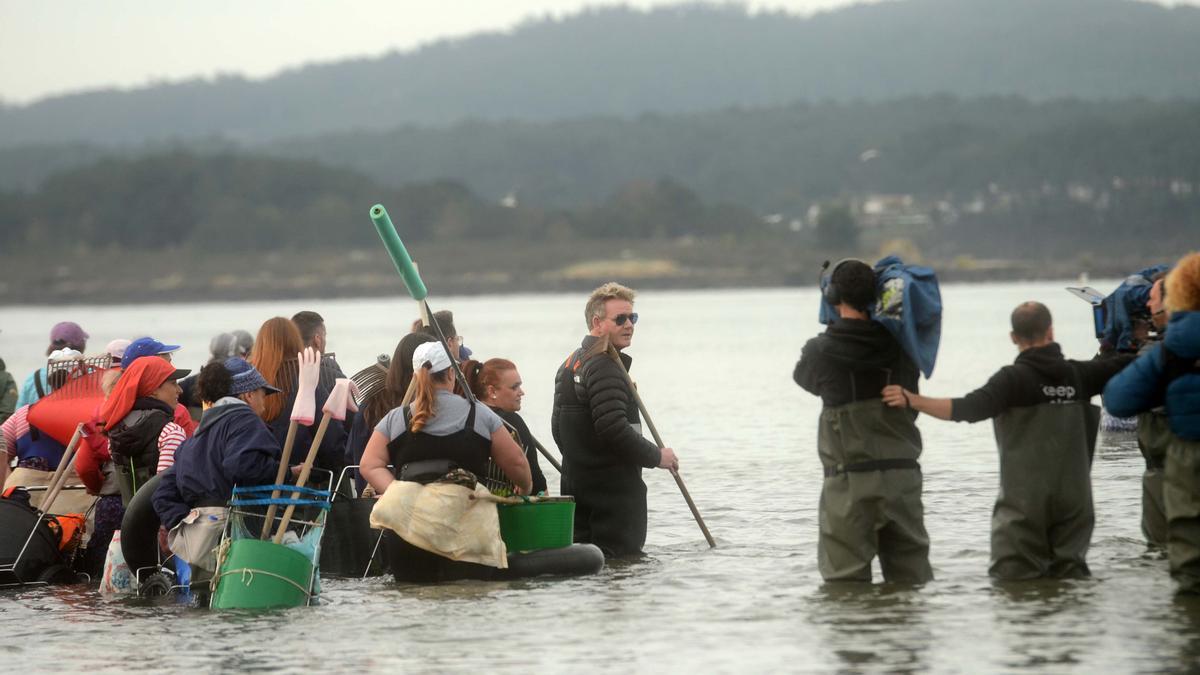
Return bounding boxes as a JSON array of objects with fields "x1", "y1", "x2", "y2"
[{"x1": 0, "y1": 283, "x2": 1194, "y2": 671}]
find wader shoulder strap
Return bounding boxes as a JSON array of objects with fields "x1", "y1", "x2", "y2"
[
  {"x1": 824, "y1": 457, "x2": 920, "y2": 478},
  {"x1": 402, "y1": 405, "x2": 412, "y2": 432},
  {"x1": 33, "y1": 369, "x2": 45, "y2": 399},
  {"x1": 463, "y1": 400, "x2": 477, "y2": 432}
]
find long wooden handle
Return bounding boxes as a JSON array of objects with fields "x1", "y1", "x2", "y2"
[
  {"x1": 531, "y1": 437, "x2": 563, "y2": 473},
  {"x1": 261, "y1": 420, "x2": 299, "y2": 539},
  {"x1": 272, "y1": 415, "x2": 331, "y2": 544},
  {"x1": 606, "y1": 345, "x2": 716, "y2": 548},
  {"x1": 40, "y1": 424, "x2": 84, "y2": 516}
]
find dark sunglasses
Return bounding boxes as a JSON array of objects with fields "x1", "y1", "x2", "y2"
[{"x1": 612, "y1": 312, "x2": 639, "y2": 326}]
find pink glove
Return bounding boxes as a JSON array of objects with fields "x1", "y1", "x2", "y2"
[
  {"x1": 322, "y1": 378, "x2": 360, "y2": 422},
  {"x1": 290, "y1": 347, "x2": 321, "y2": 425}
]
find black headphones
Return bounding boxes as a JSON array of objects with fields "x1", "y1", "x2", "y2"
[{"x1": 821, "y1": 258, "x2": 864, "y2": 307}]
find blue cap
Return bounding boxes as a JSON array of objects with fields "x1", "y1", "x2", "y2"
[
  {"x1": 121, "y1": 337, "x2": 182, "y2": 369},
  {"x1": 223, "y1": 357, "x2": 281, "y2": 396}
]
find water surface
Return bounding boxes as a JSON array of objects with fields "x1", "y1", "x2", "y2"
[{"x1": 0, "y1": 283, "x2": 1192, "y2": 672}]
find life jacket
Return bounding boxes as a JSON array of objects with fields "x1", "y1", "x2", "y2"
[
  {"x1": 14, "y1": 424, "x2": 67, "y2": 467},
  {"x1": 387, "y1": 401, "x2": 490, "y2": 482},
  {"x1": 107, "y1": 398, "x2": 173, "y2": 471}
]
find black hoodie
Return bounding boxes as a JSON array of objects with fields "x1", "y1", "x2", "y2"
[
  {"x1": 950, "y1": 343, "x2": 1132, "y2": 423},
  {"x1": 794, "y1": 318, "x2": 920, "y2": 409}
]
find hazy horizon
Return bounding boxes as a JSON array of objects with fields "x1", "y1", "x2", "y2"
[{"x1": 0, "y1": 0, "x2": 896, "y2": 105}]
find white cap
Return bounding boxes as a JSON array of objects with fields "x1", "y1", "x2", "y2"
[
  {"x1": 48, "y1": 348, "x2": 82, "y2": 362},
  {"x1": 412, "y1": 341, "x2": 453, "y2": 374},
  {"x1": 105, "y1": 338, "x2": 132, "y2": 359}
]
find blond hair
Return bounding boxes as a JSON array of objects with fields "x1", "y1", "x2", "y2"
[
  {"x1": 584, "y1": 282, "x2": 636, "y2": 329},
  {"x1": 1165, "y1": 252, "x2": 1200, "y2": 314}
]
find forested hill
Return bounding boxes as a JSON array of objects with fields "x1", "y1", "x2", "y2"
[{"x1": 3, "y1": 0, "x2": 1200, "y2": 147}]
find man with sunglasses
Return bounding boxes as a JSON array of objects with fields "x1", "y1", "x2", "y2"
[{"x1": 552, "y1": 282, "x2": 679, "y2": 556}]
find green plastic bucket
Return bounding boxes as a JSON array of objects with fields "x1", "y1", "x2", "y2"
[
  {"x1": 497, "y1": 497, "x2": 575, "y2": 552},
  {"x1": 211, "y1": 539, "x2": 314, "y2": 610}
]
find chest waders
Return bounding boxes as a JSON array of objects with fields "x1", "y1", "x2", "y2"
[
  {"x1": 1137, "y1": 409, "x2": 1172, "y2": 548},
  {"x1": 1164, "y1": 437, "x2": 1200, "y2": 592},
  {"x1": 989, "y1": 401, "x2": 1099, "y2": 580},
  {"x1": 817, "y1": 399, "x2": 931, "y2": 583}
]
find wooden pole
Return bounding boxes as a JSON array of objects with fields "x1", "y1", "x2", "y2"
[
  {"x1": 40, "y1": 424, "x2": 85, "y2": 516},
  {"x1": 606, "y1": 345, "x2": 716, "y2": 548},
  {"x1": 272, "y1": 416, "x2": 332, "y2": 544},
  {"x1": 260, "y1": 420, "x2": 299, "y2": 539}
]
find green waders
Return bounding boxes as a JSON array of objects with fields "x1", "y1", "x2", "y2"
[
  {"x1": 990, "y1": 401, "x2": 1099, "y2": 580},
  {"x1": 1138, "y1": 410, "x2": 1172, "y2": 548},
  {"x1": 817, "y1": 399, "x2": 931, "y2": 583},
  {"x1": 1164, "y1": 437, "x2": 1200, "y2": 593}
]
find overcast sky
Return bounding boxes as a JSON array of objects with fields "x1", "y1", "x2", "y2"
[
  {"x1": 0, "y1": 0, "x2": 871, "y2": 104},
  {"x1": 1, "y1": 0, "x2": 1194, "y2": 105}
]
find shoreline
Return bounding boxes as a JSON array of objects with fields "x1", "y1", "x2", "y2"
[{"x1": 0, "y1": 237, "x2": 1166, "y2": 307}]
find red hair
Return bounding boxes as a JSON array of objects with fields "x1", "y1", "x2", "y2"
[
  {"x1": 464, "y1": 358, "x2": 516, "y2": 401},
  {"x1": 249, "y1": 317, "x2": 304, "y2": 422}
]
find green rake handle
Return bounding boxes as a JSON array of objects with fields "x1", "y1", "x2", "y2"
[{"x1": 370, "y1": 204, "x2": 428, "y2": 301}]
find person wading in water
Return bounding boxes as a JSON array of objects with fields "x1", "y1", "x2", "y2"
[
  {"x1": 552, "y1": 282, "x2": 678, "y2": 557},
  {"x1": 883, "y1": 301, "x2": 1131, "y2": 580},
  {"x1": 794, "y1": 259, "x2": 932, "y2": 583}
]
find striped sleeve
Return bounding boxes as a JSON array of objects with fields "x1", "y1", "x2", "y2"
[
  {"x1": 1, "y1": 405, "x2": 30, "y2": 458},
  {"x1": 156, "y1": 421, "x2": 187, "y2": 473}
]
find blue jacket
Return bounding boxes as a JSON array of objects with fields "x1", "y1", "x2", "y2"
[
  {"x1": 1104, "y1": 311, "x2": 1200, "y2": 440},
  {"x1": 153, "y1": 399, "x2": 281, "y2": 529}
]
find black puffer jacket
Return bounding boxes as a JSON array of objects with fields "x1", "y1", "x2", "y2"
[{"x1": 551, "y1": 336, "x2": 661, "y2": 471}]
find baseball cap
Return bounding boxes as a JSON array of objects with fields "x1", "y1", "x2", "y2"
[
  {"x1": 105, "y1": 339, "x2": 132, "y2": 360},
  {"x1": 121, "y1": 337, "x2": 182, "y2": 369},
  {"x1": 49, "y1": 321, "x2": 89, "y2": 348},
  {"x1": 412, "y1": 341, "x2": 453, "y2": 374}
]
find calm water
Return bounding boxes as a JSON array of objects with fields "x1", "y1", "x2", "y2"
[{"x1": 1, "y1": 283, "x2": 1196, "y2": 673}]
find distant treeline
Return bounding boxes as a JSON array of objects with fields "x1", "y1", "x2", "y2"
[
  {"x1": 0, "y1": 153, "x2": 762, "y2": 252},
  {"x1": 4, "y1": 96, "x2": 1199, "y2": 219},
  {"x1": 3, "y1": 0, "x2": 1200, "y2": 146},
  {"x1": 260, "y1": 96, "x2": 1200, "y2": 213}
]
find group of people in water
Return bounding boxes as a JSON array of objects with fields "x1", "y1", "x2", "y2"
[
  {"x1": 0, "y1": 284, "x2": 676, "y2": 586},
  {"x1": 2, "y1": 251, "x2": 1198, "y2": 591},
  {"x1": 795, "y1": 252, "x2": 1200, "y2": 593}
]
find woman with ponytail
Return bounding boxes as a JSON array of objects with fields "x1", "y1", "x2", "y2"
[
  {"x1": 346, "y1": 332, "x2": 436, "y2": 490},
  {"x1": 359, "y1": 342, "x2": 532, "y2": 581},
  {"x1": 464, "y1": 358, "x2": 548, "y2": 494}
]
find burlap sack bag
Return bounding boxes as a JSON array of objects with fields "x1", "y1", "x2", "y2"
[{"x1": 369, "y1": 481, "x2": 507, "y2": 569}]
